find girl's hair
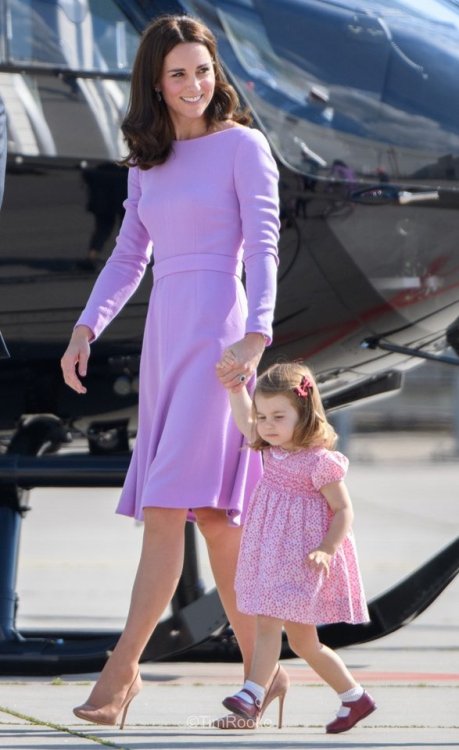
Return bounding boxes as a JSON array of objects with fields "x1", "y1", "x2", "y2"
[
  {"x1": 121, "y1": 14, "x2": 252, "y2": 169},
  {"x1": 251, "y1": 362, "x2": 337, "y2": 451}
]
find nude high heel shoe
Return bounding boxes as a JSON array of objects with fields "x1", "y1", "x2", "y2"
[
  {"x1": 73, "y1": 670, "x2": 142, "y2": 730},
  {"x1": 222, "y1": 663, "x2": 290, "y2": 729}
]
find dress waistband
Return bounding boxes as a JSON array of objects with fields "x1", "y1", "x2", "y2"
[{"x1": 153, "y1": 253, "x2": 243, "y2": 281}]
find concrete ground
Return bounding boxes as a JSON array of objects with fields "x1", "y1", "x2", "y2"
[{"x1": 0, "y1": 432, "x2": 458, "y2": 749}]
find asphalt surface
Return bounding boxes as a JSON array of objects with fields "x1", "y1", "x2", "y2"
[{"x1": 0, "y1": 432, "x2": 458, "y2": 749}]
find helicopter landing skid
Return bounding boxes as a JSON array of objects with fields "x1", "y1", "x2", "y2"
[{"x1": 0, "y1": 422, "x2": 457, "y2": 674}]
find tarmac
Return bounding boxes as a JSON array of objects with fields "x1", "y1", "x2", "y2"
[{"x1": 0, "y1": 432, "x2": 458, "y2": 749}]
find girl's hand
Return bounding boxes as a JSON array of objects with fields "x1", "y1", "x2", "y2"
[
  {"x1": 307, "y1": 548, "x2": 332, "y2": 577},
  {"x1": 60, "y1": 325, "x2": 93, "y2": 394},
  {"x1": 216, "y1": 333, "x2": 265, "y2": 392}
]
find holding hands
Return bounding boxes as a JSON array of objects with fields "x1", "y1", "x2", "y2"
[{"x1": 216, "y1": 332, "x2": 266, "y2": 392}]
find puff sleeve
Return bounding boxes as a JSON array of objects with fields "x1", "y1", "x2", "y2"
[
  {"x1": 311, "y1": 450, "x2": 349, "y2": 490},
  {"x1": 234, "y1": 129, "x2": 280, "y2": 344},
  {"x1": 76, "y1": 166, "x2": 152, "y2": 340}
]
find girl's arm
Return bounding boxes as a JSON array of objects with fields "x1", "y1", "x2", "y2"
[
  {"x1": 228, "y1": 387, "x2": 255, "y2": 441},
  {"x1": 307, "y1": 481, "x2": 354, "y2": 576}
]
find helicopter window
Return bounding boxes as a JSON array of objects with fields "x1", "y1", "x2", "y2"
[
  {"x1": 3, "y1": 0, "x2": 138, "y2": 72},
  {"x1": 182, "y1": 0, "x2": 459, "y2": 187}
]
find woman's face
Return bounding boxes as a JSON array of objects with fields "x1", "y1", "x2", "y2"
[{"x1": 159, "y1": 42, "x2": 216, "y2": 134}]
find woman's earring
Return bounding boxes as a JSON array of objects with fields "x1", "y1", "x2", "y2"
[{"x1": 155, "y1": 89, "x2": 162, "y2": 102}]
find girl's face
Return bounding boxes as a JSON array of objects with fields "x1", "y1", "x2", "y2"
[
  {"x1": 159, "y1": 42, "x2": 216, "y2": 136},
  {"x1": 254, "y1": 393, "x2": 300, "y2": 450}
]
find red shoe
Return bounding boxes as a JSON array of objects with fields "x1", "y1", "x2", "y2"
[
  {"x1": 222, "y1": 689, "x2": 261, "y2": 722},
  {"x1": 222, "y1": 664, "x2": 289, "y2": 729},
  {"x1": 326, "y1": 690, "x2": 376, "y2": 734}
]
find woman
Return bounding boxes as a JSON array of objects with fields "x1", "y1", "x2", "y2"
[{"x1": 61, "y1": 14, "x2": 280, "y2": 729}]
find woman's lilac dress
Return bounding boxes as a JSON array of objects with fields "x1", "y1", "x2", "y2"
[{"x1": 76, "y1": 127, "x2": 280, "y2": 525}]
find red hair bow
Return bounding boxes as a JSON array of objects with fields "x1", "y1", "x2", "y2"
[{"x1": 293, "y1": 376, "x2": 313, "y2": 398}]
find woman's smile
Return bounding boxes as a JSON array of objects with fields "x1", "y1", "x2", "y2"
[{"x1": 181, "y1": 94, "x2": 203, "y2": 103}]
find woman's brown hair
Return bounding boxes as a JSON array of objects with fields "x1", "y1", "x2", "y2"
[
  {"x1": 250, "y1": 362, "x2": 337, "y2": 451},
  {"x1": 121, "y1": 14, "x2": 252, "y2": 169}
]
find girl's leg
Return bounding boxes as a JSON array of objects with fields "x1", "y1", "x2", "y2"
[
  {"x1": 83, "y1": 507, "x2": 188, "y2": 707},
  {"x1": 195, "y1": 508, "x2": 257, "y2": 679},
  {"x1": 197, "y1": 510, "x2": 285, "y2": 725},
  {"x1": 249, "y1": 614, "x2": 284, "y2": 687},
  {"x1": 284, "y1": 621, "x2": 357, "y2": 692},
  {"x1": 223, "y1": 614, "x2": 287, "y2": 726},
  {"x1": 285, "y1": 621, "x2": 377, "y2": 733}
]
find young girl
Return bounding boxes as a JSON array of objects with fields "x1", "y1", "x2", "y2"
[{"x1": 216, "y1": 361, "x2": 376, "y2": 734}]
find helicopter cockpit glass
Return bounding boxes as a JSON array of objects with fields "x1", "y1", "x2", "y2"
[
  {"x1": 0, "y1": 0, "x2": 138, "y2": 158},
  {"x1": 183, "y1": 0, "x2": 459, "y2": 188},
  {"x1": 179, "y1": 0, "x2": 459, "y2": 329},
  {"x1": 3, "y1": 0, "x2": 138, "y2": 72}
]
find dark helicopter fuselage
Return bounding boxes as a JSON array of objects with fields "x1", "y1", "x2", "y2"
[{"x1": 1, "y1": 0, "x2": 459, "y2": 428}]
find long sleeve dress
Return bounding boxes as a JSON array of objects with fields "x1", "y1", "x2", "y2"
[{"x1": 76, "y1": 126, "x2": 280, "y2": 525}]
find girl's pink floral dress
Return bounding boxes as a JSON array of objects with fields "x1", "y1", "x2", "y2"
[{"x1": 235, "y1": 446, "x2": 370, "y2": 624}]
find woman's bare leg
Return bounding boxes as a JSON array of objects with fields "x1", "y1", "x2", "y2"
[
  {"x1": 85, "y1": 507, "x2": 188, "y2": 707},
  {"x1": 285, "y1": 621, "x2": 357, "y2": 693},
  {"x1": 195, "y1": 508, "x2": 256, "y2": 679}
]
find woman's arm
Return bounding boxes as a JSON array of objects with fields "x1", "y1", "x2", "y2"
[
  {"x1": 235, "y1": 129, "x2": 280, "y2": 343},
  {"x1": 307, "y1": 481, "x2": 354, "y2": 576},
  {"x1": 216, "y1": 130, "x2": 279, "y2": 390}
]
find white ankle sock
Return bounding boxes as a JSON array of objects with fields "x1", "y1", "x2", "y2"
[
  {"x1": 336, "y1": 685, "x2": 364, "y2": 717},
  {"x1": 234, "y1": 679, "x2": 265, "y2": 705}
]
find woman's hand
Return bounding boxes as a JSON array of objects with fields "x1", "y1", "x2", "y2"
[
  {"x1": 216, "y1": 333, "x2": 266, "y2": 392},
  {"x1": 60, "y1": 325, "x2": 93, "y2": 394},
  {"x1": 307, "y1": 548, "x2": 332, "y2": 577}
]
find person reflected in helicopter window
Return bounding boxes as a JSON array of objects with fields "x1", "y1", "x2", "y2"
[
  {"x1": 60, "y1": 14, "x2": 279, "y2": 731},
  {"x1": 78, "y1": 162, "x2": 128, "y2": 272},
  {"x1": 0, "y1": 93, "x2": 10, "y2": 360},
  {"x1": 326, "y1": 159, "x2": 357, "y2": 198},
  {"x1": 0, "y1": 94, "x2": 6, "y2": 210}
]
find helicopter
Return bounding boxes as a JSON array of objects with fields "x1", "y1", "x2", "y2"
[{"x1": 0, "y1": 0, "x2": 458, "y2": 675}]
